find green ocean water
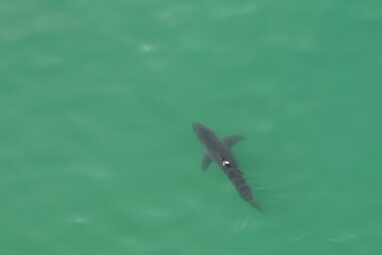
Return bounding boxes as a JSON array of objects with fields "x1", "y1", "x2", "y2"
[{"x1": 1, "y1": 0, "x2": 382, "y2": 254}]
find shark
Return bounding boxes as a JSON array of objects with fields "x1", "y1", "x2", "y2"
[{"x1": 192, "y1": 122, "x2": 261, "y2": 211}]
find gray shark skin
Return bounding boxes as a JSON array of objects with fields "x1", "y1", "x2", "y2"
[{"x1": 192, "y1": 122, "x2": 262, "y2": 211}]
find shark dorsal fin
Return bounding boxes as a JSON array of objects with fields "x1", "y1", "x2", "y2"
[{"x1": 217, "y1": 153, "x2": 231, "y2": 168}]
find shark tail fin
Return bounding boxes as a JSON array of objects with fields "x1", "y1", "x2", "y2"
[{"x1": 250, "y1": 200, "x2": 263, "y2": 212}]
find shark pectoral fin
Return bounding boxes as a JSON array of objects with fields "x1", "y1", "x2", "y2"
[
  {"x1": 223, "y1": 135, "x2": 245, "y2": 148},
  {"x1": 202, "y1": 154, "x2": 212, "y2": 171}
]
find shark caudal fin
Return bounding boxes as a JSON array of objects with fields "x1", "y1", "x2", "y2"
[{"x1": 249, "y1": 200, "x2": 262, "y2": 212}]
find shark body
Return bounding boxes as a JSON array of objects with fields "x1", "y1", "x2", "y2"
[{"x1": 192, "y1": 122, "x2": 261, "y2": 211}]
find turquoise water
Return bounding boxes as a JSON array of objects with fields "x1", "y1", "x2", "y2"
[{"x1": 1, "y1": 1, "x2": 382, "y2": 254}]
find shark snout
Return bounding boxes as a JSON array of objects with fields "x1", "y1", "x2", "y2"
[{"x1": 192, "y1": 122, "x2": 203, "y2": 133}]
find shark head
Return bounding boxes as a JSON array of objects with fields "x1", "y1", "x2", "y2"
[{"x1": 192, "y1": 122, "x2": 213, "y2": 137}]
